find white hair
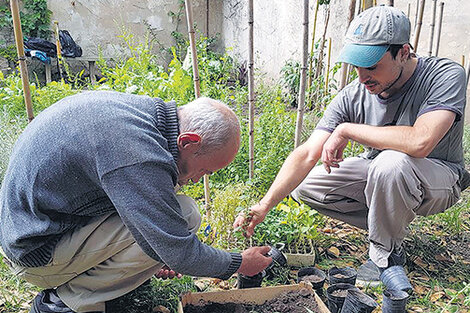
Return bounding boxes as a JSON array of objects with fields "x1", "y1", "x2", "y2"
[{"x1": 178, "y1": 97, "x2": 240, "y2": 154}]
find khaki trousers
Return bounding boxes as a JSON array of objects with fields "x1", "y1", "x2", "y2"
[
  {"x1": 5, "y1": 195, "x2": 201, "y2": 312},
  {"x1": 291, "y1": 150, "x2": 461, "y2": 268}
]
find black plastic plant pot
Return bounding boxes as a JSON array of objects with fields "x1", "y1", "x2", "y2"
[
  {"x1": 380, "y1": 266, "x2": 413, "y2": 294},
  {"x1": 264, "y1": 245, "x2": 288, "y2": 280},
  {"x1": 382, "y1": 289, "x2": 409, "y2": 313},
  {"x1": 237, "y1": 271, "x2": 265, "y2": 289},
  {"x1": 328, "y1": 266, "x2": 358, "y2": 285},
  {"x1": 297, "y1": 267, "x2": 327, "y2": 290},
  {"x1": 326, "y1": 283, "x2": 359, "y2": 313},
  {"x1": 340, "y1": 289, "x2": 378, "y2": 313}
]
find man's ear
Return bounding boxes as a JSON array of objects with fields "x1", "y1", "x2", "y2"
[{"x1": 177, "y1": 132, "x2": 202, "y2": 151}]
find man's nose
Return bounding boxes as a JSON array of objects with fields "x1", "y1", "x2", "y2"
[{"x1": 356, "y1": 68, "x2": 369, "y2": 84}]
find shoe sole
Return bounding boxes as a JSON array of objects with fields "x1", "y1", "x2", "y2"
[{"x1": 355, "y1": 278, "x2": 381, "y2": 288}]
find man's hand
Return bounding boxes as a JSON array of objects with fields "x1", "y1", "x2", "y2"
[
  {"x1": 233, "y1": 203, "x2": 269, "y2": 238},
  {"x1": 155, "y1": 265, "x2": 182, "y2": 280},
  {"x1": 321, "y1": 124, "x2": 349, "y2": 173},
  {"x1": 237, "y1": 246, "x2": 272, "y2": 276}
]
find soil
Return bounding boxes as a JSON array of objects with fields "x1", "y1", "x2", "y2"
[
  {"x1": 331, "y1": 289, "x2": 348, "y2": 297},
  {"x1": 300, "y1": 274, "x2": 324, "y2": 283},
  {"x1": 332, "y1": 273, "x2": 348, "y2": 279},
  {"x1": 184, "y1": 289, "x2": 320, "y2": 313}
]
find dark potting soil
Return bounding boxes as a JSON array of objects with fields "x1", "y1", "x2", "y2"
[
  {"x1": 184, "y1": 289, "x2": 320, "y2": 313},
  {"x1": 301, "y1": 274, "x2": 324, "y2": 283}
]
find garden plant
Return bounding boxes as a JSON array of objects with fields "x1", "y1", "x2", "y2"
[{"x1": 1, "y1": 29, "x2": 470, "y2": 313}]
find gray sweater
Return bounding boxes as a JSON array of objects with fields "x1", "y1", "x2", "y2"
[{"x1": 0, "y1": 91, "x2": 242, "y2": 280}]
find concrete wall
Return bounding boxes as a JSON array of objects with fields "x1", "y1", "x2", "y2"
[{"x1": 46, "y1": 0, "x2": 223, "y2": 62}]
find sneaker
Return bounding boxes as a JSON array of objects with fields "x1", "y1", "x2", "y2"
[
  {"x1": 356, "y1": 259, "x2": 381, "y2": 287},
  {"x1": 30, "y1": 289, "x2": 75, "y2": 313},
  {"x1": 356, "y1": 246, "x2": 406, "y2": 287}
]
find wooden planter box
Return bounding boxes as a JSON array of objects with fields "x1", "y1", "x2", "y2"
[{"x1": 178, "y1": 281, "x2": 329, "y2": 313}]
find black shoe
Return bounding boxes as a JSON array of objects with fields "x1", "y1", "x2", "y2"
[{"x1": 30, "y1": 289, "x2": 75, "y2": 313}]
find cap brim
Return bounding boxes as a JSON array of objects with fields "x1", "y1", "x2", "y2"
[{"x1": 337, "y1": 44, "x2": 388, "y2": 68}]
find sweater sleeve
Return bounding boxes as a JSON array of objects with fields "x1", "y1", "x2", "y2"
[{"x1": 100, "y1": 162, "x2": 242, "y2": 280}]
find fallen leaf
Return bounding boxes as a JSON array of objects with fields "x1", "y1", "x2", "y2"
[
  {"x1": 430, "y1": 291, "x2": 445, "y2": 302},
  {"x1": 327, "y1": 246, "x2": 340, "y2": 258},
  {"x1": 414, "y1": 285, "x2": 427, "y2": 295},
  {"x1": 409, "y1": 306, "x2": 424, "y2": 312},
  {"x1": 448, "y1": 276, "x2": 458, "y2": 282},
  {"x1": 413, "y1": 257, "x2": 427, "y2": 268},
  {"x1": 153, "y1": 305, "x2": 170, "y2": 313}
]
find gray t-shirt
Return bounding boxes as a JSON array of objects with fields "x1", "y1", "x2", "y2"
[{"x1": 316, "y1": 56, "x2": 470, "y2": 189}]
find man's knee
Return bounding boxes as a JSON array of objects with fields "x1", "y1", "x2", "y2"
[
  {"x1": 369, "y1": 150, "x2": 414, "y2": 182},
  {"x1": 176, "y1": 195, "x2": 201, "y2": 234}
]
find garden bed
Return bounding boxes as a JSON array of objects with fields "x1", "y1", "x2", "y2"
[{"x1": 178, "y1": 282, "x2": 329, "y2": 313}]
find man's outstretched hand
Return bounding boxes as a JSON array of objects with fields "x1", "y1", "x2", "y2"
[
  {"x1": 155, "y1": 265, "x2": 182, "y2": 279},
  {"x1": 237, "y1": 246, "x2": 272, "y2": 277},
  {"x1": 233, "y1": 203, "x2": 269, "y2": 238}
]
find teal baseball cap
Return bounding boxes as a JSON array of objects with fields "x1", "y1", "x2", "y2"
[{"x1": 338, "y1": 5, "x2": 411, "y2": 68}]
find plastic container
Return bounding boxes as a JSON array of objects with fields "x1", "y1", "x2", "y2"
[
  {"x1": 297, "y1": 267, "x2": 327, "y2": 291},
  {"x1": 237, "y1": 271, "x2": 266, "y2": 289},
  {"x1": 379, "y1": 266, "x2": 412, "y2": 293},
  {"x1": 326, "y1": 283, "x2": 359, "y2": 313},
  {"x1": 382, "y1": 289, "x2": 409, "y2": 313},
  {"x1": 340, "y1": 289, "x2": 378, "y2": 313},
  {"x1": 328, "y1": 266, "x2": 357, "y2": 285}
]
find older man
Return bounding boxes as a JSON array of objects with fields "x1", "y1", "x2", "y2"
[
  {"x1": 235, "y1": 5, "x2": 468, "y2": 291},
  {"x1": 0, "y1": 91, "x2": 272, "y2": 313}
]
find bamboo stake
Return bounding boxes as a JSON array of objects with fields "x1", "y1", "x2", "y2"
[
  {"x1": 462, "y1": 55, "x2": 465, "y2": 67},
  {"x1": 53, "y1": 21, "x2": 63, "y2": 81},
  {"x1": 363, "y1": 0, "x2": 373, "y2": 10},
  {"x1": 466, "y1": 54, "x2": 470, "y2": 87},
  {"x1": 295, "y1": 0, "x2": 309, "y2": 148},
  {"x1": 413, "y1": 0, "x2": 425, "y2": 53},
  {"x1": 10, "y1": 0, "x2": 33, "y2": 122},
  {"x1": 434, "y1": 2, "x2": 444, "y2": 56},
  {"x1": 357, "y1": 0, "x2": 362, "y2": 15},
  {"x1": 324, "y1": 38, "x2": 332, "y2": 96},
  {"x1": 205, "y1": 0, "x2": 209, "y2": 37},
  {"x1": 247, "y1": 0, "x2": 255, "y2": 177},
  {"x1": 387, "y1": 0, "x2": 394, "y2": 6},
  {"x1": 407, "y1": 3, "x2": 411, "y2": 18},
  {"x1": 307, "y1": 0, "x2": 320, "y2": 90},
  {"x1": 184, "y1": 0, "x2": 211, "y2": 207},
  {"x1": 414, "y1": 0, "x2": 419, "y2": 32},
  {"x1": 428, "y1": 0, "x2": 437, "y2": 56},
  {"x1": 314, "y1": 7, "x2": 330, "y2": 82},
  {"x1": 373, "y1": 0, "x2": 377, "y2": 7},
  {"x1": 340, "y1": 0, "x2": 356, "y2": 90}
]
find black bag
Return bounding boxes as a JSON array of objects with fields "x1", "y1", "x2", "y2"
[
  {"x1": 59, "y1": 30, "x2": 82, "y2": 58},
  {"x1": 24, "y1": 38, "x2": 57, "y2": 57}
]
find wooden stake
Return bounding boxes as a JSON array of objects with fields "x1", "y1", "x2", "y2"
[
  {"x1": 428, "y1": 0, "x2": 437, "y2": 56},
  {"x1": 407, "y1": 3, "x2": 411, "y2": 18},
  {"x1": 53, "y1": 21, "x2": 63, "y2": 81},
  {"x1": 413, "y1": 0, "x2": 425, "y2": 53},
  {"x1": 363, "y1": 0, "x2": 373, "y2": 10},
  {"x1": 466, "y1": 53, "x2": 470, "y2": 87},
  {"x1": 324, "y1": 37, "x2": 332, "y2": 96},
  {"x1": 462, "y1": 55, "x2": 465, "y2": 67},
  {"x1": 295, "y1": 0, "x2": 309, "y2": 148},
  {"x1": 434, "y1": 2, "x2": 444, "y2": 56},
  {"x1": 307, "y1": 0, "x2": 320, "y2": 89},
  {"x1": 206, "y1": 0, "x2": 209, "y2": 37},
  {"x1": 10, "y1": 0, "x2": 33, "y2": 122},
  {"x1": 414, "y1": 0, "x2": 419, "y2": 32},
  {"x1": 247, "y1": 0, "x2": 255, "y2": 177},
  {"x1": 387, "y1": 0, "x2": 394, "y2": 5},
  {"x1": 184, "y1": 0, "x2": 211, "y2": 207},
  {"x1": 340, "y1": 0, "x2": 356, "y2": 91}
]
